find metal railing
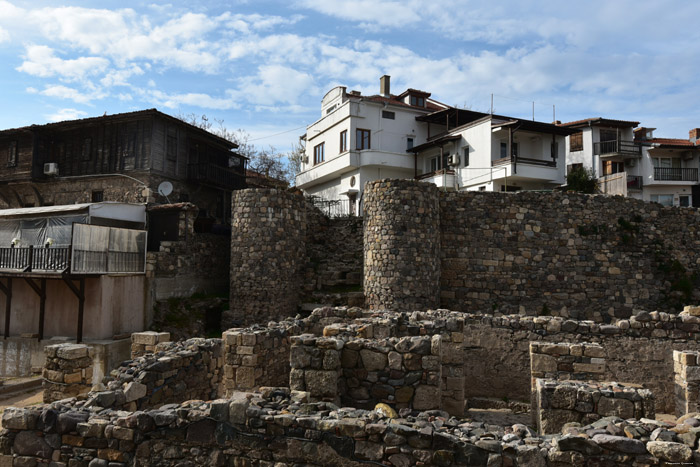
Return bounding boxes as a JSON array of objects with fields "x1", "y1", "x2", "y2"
[
  {"x1": 417, "y1": 169, "x2": 456, "y2": 179},
  {"x1": 627, "y1": 175, "x2": 643, "y2": 190},
  {"x1": 491, "y1": 156, "x2": 556, "y2": 167},
  {"x1": 653, "y1": 167, "x2": 699, "y2": 182},
  {"x1": 0, "y1": 246, "x2": 70, "y2": 272},
  {"x1": 307, "y1": 197, "x2": 360, "y2": 218},
  {"x1": 594, "y1": 140, "x2": 642, "y2": 156}
]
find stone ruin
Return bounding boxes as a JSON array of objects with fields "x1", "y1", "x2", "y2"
[
  {"x1": 3, "y1": 306, "x2": 700, "y2": 465},
  {"x1": 7, "y1": 181, "x2": 700, "y2": 465}
]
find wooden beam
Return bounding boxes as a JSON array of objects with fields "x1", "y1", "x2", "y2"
[
  {"x1": 1, "y1": 278, "x2": 10, "y2": 339},
  {"x1": 62, "y1": 277, "x2": 86, "y2": 343},
  {"x1": 24, "y1": 278, "x2": 46, "y2": 341}
]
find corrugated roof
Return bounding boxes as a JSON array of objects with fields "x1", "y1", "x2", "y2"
[{"x1": 559, "y1": 117, "x2": 640, "y2": 128}]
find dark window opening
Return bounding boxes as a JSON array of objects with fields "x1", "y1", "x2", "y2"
[
  {"x1": 314, "y1": 142, "x2": 325, "y2": 164},
  {"x1": 91, "y1": 190, "x2": 104, "y2": 202},
  {"x1": 463, "y1": 146, "x2": 470, "y2": 166},
  {"x1": 570, "y1": 132, "x2": 583, "y2": 152},
  {"x1": 340, "y1": 130, "x2": 347, "y2": 152},
  {"x1": 356, "y1": 129, "x2": 371, "y2": 150},
  {"x1": 410, "y1": 96, "x2": 425, "y2": 107},
  {"x1": 7, "y1": 141, "x2": 17, "y2": 167},
  {"x1": 382, "y1": 110, "x2": 395, "y2": 120},
  {"x1": 407, "y1": 137, "x2": 414, "y2": 150}
]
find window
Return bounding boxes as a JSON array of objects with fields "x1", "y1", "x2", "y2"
[
  {"x1": 7, "y1": 141, "x2": 17, "y2": 167},
  {"x1": 570, "y1": 132, "x2": 583, "y2": 152},
  {"x1": 602, "y1": 160, "x2": 624, "y2": 176},
  {"x1": 410, "y1": 95, "x2": 425, "y2": 107},
  {"x1": 91, "y1": 190, "x2": 104, "y2": 202},
  {"x1": 500, "y1": 185, "x2": 522, "y2": 192},
  {"x1": 430, "y1": 156, "x2": 439, "y2": 172},
  {"x1": 82, "y1": 138, "x2": 92, "y2": 161},
  {"x1": 653, "y1": 157, "x2": 681, "y2": 168},
  {"x1": 567, "y1": 163, "x2": 583, "y2": 175},
  {"x1": 356, "y1": 129, "x2": 370, "y2": 150},
  {"x1": 478, "y1": 186, "x2": 486, "y2": 191},
  {"x1": 500, "y1": 142, "x2": 518, "y2": 158},
  {"x1": 407, "y1": 137, "x2": 414, "y2": 150},
  {"x1": 463, "y1": 146, "x2": 470, "y2": 166},
  {"x1": 382, "y1": 110, "x2": 395, "y2": 120},
  {"x1": 166, "y1": 134, "x2": 177, "y2": 161},
  {"x1": 650, "y1": 194, "x2": 674, "y2": 206},
  {"x1": 680, "y1": 195, "x2": 690, "y2": 207},
  {"x1": 340, "y1": 130, "x2": 347, "y2": 153},
  {"x1": 314, "y1": 142, "x2": 325, "y2": 165}
]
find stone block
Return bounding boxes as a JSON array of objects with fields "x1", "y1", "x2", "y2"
[
  {"x1": 123, "y1": 382, "x2": 148, "y2": 403},
  {"x1": 305, "y1": 370, "x2": 338, "y2": 398},
  {"x1": 413, "y1": 385, "x2": 440, "y2": 411},
  {"x1": 360, "y1": 349, "x2": 388, "y2": 371},
  {"x1": 531, "y1": 354, "x2": 557, "y2": 373},
  {"x1": 55, "y1": 343, "x2": 90, "y2": 360}
]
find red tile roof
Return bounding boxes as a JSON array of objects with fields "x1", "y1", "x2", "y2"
[{"x1": 649, "y1": 138, "x2": 695, "y2": 147}]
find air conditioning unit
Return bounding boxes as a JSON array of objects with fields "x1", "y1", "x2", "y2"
[
  {"x1": 43, "y1": 163, "x2": 59, "y2": 176},
  {"x1": 448, "y1": 154, "x2": 460, "y2": 166},
  {"x1": 302, "y1": 156, "x2": 309, "y2": 164}
]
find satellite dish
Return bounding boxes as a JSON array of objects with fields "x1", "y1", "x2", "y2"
[{"x1": 157, "y1": 181, "x2": 173, "y2": 197}]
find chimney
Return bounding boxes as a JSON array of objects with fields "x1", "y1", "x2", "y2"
[
  {"x1": 690, "y1": 128, "x2": 700, "y2": 144},
  {"x1": 380, "y1": 75, "x2": 391, "y2": 97}
]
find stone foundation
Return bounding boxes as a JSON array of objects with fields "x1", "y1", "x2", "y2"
[
  {"x1": 42, "y1": 344, "x2": 93, "y2": 403},
  {"x1": 674, "y1": 349, "x2": 700, "y2": 417},
  {"x1": 535, "y1": 379, "x2": 655, "y2": 434}
]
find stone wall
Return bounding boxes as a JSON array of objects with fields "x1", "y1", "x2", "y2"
[
  {"x1": 464, "y1": 311, "x2": 700, "y2": 413},
  {"x1": 98, "y1": 338, "x2": 222, "y2": 411},
  {"x1": 439, "y1": 190, "x2": 700, "y2": 319},
  {"x1": 3, "y1": 388, "x2": 698, "y2": 466},
  {"x1": 42, "y1": 344, "x2": 93, "y2": 403},
  {"x1": 363, "y1": 180, "x2": 440, "y2": 311},
  {"x1": 131, "y1": 331, "x2": 170, "y2": 359},
  {"x1": 535, "y1": 379, "x2": 655, "y2": 434},
  {"x1": 222, "y1": 323, "x2": 298, "y2": 396},
  {"x1": 229, "y1": 189, "x2": 307, "y2": 326},
  {"x1": 147, "y1": 203, "x2": 230, "y2": 301},
  {"x1": 674, "y1": 349, "x2": 700, "y2": 416}
]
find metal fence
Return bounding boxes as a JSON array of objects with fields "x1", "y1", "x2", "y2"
[
  {"x1": 306, "y1": 197, "x2": 361, "y2": 218},
  {"x1": 71, "y1": 224, "x2": 147, "y2": 274}
]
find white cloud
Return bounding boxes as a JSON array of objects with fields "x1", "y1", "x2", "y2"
[
  {"x1": 140, "y1": 89, "x2": 239, "y2": 110},
  {"x1": 45, "y1": 108, "x2": 88, "y2": 122},
  {"x1": 36, "y1": 85, "x2": 106, "y2": 104},
  {"x1": 0, "y1": 27, "x2": 8, "y2": 43},
  {"x1": 17, "y1": 45, "x2": 110, "y2": 81}
]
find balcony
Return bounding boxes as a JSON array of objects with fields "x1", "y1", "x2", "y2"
[
  {"x1": 653, "y1": 167, "x2": 699, "y2": 182},
  {"x1": 593, "y1": 140, "x2": 642, "y2": 157},
  {"x1": 0, "y1": 246, "x2": 70, "y2": 272},
  {"x1": 187, "y1": 163, "x2": 246, "y2": 190},
  {"x1": 627, "y1": 175, "x2": 643, "y2": 190},
  {"x1": 418, "y1": 169, "x2": 457, "y2": 190},
  {"x1": 492, "y1": 156, "x2": 556, "y2": 168}
]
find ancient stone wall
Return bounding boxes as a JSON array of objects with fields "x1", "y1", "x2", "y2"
[
  {"x1": 3, "y1": 388, "x2": 698, "y2": 466},
  {"x1": 131, "y1": 331, "x2": 170, "y2": 359},
  {"x1": 463, "y1": 311, "x2": 700, "y2": 413},
  {"x1": 229, "y1": 189, "x2": 307, "y2": 326},
  {"x1": 222, "y1": 323, "x2": 298, "y2": 396},
  {"x1": 98, "y1": 338, "x2": 222, "y2": 411},
  {"x1": 42, "y1": 344, "x2": 93, "y2": 403},
  {"x1": 535, "y1": 380, "x2": 655, "y2": 434},
  {"x1": 674, "y1": 349, "x2": 700, "y2": 416},
  {"x1": 147, "y1": 203, "x2": 230, "y2": 300},
  {"x1": 363, "y1": 179, "x2": 440, "y2": 311},
  {"x1": 440, "y1": 190, "x2": 700, "y2": 319}
]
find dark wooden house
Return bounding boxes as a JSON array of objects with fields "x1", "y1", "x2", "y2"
[{"x1": 0, "y1": 109, "x2": 247, "y2": 223}]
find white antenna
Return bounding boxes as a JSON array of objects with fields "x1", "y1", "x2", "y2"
[{"x1": 157, "y1": 181, "x2": 173, "y2": 204}]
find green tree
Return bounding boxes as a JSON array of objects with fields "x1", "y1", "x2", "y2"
[{"x1": 566, "y1": 166, "x2": 598, "y2": 193}]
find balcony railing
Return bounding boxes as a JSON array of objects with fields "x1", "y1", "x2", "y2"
[
  {"x1": 653, "y1": 167, "x2": 699, "y2": 182},
  {"x1": 187, "y1": 163, "x2": 246, "y2": 190},
  {"x1": 0, "y1": 246, "x2": 70, "y2": 272},
  {"x1": 306, "y1": 197, "x2": 361, "y2": 218},
  {"x1": 594, "y1": 140, "x2": 642, "y2": 157},
  {"x1": 627, "y1": 175, "x2": 643, "y2": 190},
  {"x1": 491, "y1": 156, "x2": 556, "y2": 167}
]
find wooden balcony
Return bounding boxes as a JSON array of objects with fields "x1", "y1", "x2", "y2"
[
  {"x1": 594, "y1": 140, "x2": 642, "y2": 157},
  {"x1": 653, "y1": 167, "x2": 699, "y2": 182},
  {"x1": 0, "y1": 246, "x2": 70, "y2": 273},
  {"x1": 187, "y1": 163, "x2": 246, "y2": 190}
]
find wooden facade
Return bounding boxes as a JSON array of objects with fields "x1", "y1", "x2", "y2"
[{"x1": 0, "y1": 109, "x2": 247, "y2": 220}]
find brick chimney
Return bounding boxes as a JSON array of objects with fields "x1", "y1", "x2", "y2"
[
  {"x1": 380, "y1": 75, "x2": 391, "y2": 97},
  {"x1": 690, "y1": 128, "x2": 700, "y2": 144}
]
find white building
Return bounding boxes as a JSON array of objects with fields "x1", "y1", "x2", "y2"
[
  {"x1": 295, "y1": 76, "x2": 448, "y2": 214},
  {"x1": 561, "y1": 118, "x2": 700, "y2": 206},
  {"x1": 411, "y1": 108, "x2": 572, "y2": 192}
]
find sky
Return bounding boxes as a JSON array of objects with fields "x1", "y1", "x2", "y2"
[{"x1": 1, "y1": 0, "x2": 699, "y2": 152}]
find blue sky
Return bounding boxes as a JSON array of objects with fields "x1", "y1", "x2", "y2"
[{"x1": 1, "y1": 0, "x2": 699, "y2": 152}]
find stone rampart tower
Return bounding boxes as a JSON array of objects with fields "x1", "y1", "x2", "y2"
[
  {"x1": 363, "y1": 179, "x2": 440, "y2": 311},
  {"x1": 229, "y1": 189, "x2": 306, "y2": 325}
]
